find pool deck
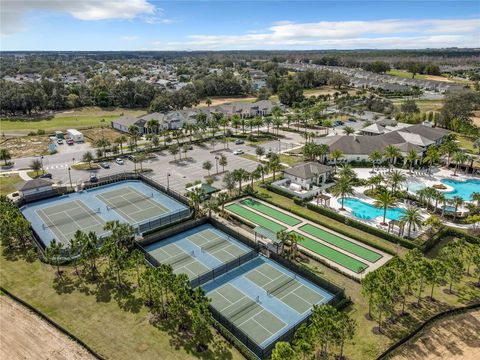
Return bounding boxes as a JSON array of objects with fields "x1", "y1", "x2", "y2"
[{"x1": 225, "y1": 198, "x2": 392, "y2": 278}]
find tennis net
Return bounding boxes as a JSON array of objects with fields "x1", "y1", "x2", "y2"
[
  {"x1": 228, "y1": 299, "x2": 259, "y2": 323},
  {"x1": 104, "y1": 193, "x2": 153, "y2": 210},
  {"x1": 201, "y1": 238, "x2": 228, "y2": 253},
  {"x1": 169, "y1": 252, "x2": 193, "y2": 267},
  {"x1": 42, "y1": 208, "x2": 100, "y2": 229},
  {"x1": 266, "y1": 276, "x2": 296, "y2": 296}
]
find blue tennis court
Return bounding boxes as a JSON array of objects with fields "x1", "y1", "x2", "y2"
[
  {"x1": 20, "y1": 180, "x2": 190, "y2": 247},
  {"x1": 202, "y1": 256, "x2": 334, "y2": 350},
  {"x1": 143, "y1": 224, "x2": 256, "y2": 286}
]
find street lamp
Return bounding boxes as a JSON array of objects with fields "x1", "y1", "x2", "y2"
[
  {"x1": 68, "y1": 166, "x2": 72, "y2": 189},
  {"x1": 278, "y1": 139, "x2": 281, "y2": 153},
  {"x1": 40, "y1": 156, "x2": 45, "y2": 173},
  {"x1": 72, "y1": 157, "x2": 75, "y2": 165},
  {"x1": 215, "y1": 155, "x2": 219, "y2": 174},
  {"x1": 167, "y1": 172, "x2": 171, "y2": 190}
]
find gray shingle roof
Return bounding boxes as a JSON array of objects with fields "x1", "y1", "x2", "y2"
[
  {"x1": 16, "y1": 178, "x2": 53, "y2": 191},
  {"x1": 284, "y1": 162, "x2": 333, "y2": 179}
]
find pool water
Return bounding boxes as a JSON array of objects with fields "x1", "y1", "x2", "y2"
[
  {"x1": 343, "y1": 197, "x2": 405, "y2": 221},
  {"x1": 441, "y1": 178, "x2": 480, "y2": 201}
]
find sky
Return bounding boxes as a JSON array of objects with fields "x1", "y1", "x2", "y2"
[{"x1": 1, "y1": 0, "x2": 479, "y2": 51}]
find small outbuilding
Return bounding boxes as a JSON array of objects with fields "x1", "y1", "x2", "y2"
[{"x1": 16, "y1": 178, "x2": 54, "y2": 199}]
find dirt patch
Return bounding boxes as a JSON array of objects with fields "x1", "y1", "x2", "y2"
[
  {"x1": 196, "y1": 96, "x2": 257, "y2": 108},
  {"x1": 0, "y1": 135, "x2": 50, "y2": 158},
  {"x1": 82, "y1": 127, "x2": 124, "y2": 144},
  {"x1": 391, "y1": 309, "x2": 480, "y2": 360},
  {"x1": 470, "y1": 111, "x2": 480, "y2": 127},
  {"x1": 0, "y1": 295, "x2": 95, "y2": 360},
  {"x1": 425, "y1": 75, "x2": 454, "y2": 83}
]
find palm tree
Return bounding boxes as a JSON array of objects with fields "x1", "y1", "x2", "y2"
[
  {"x1": 82, "y1": 151, "x2": 94, "y2": 168},
  {"x1": 367, "y1": 174, "x2": 383, "y2": 191},
  {"x1": 256, "y1": 164, "x2": 267, "y2": 183},
  {"x1": 205, "y1": 98, "x2": 212, "y2": 107},
  {"x1": 128, "y1": 124, "x2": 140, "y2": 151},
  {"x1": 287, "y1": 232, "x2": 303, "y2": 260},
  {"x1": 329, "y1": 149, "x2": 344, "y2": 173},
  {"x1": 268, "y1": 156, "x2": 282, "y2": 181},
  {"x1": 0, "y1": 149, "x2": 12, "y2": 166},
  {"x1": 440, "y1": 139, "x2": 460, "y2": 166},
  {"x1": 30, "y1": 159, "x2": 42, "y2": 176},
  {"x1": 317, "y1": 144, "x2": 329, "y2": 163},
  {"x1": 188, "y1": 187, "x2": 206, "y2": 215},
  {"x1": 169, "y1": 144, "x2": 179, "y2": 161},
  {"x1": 368, "y1": 150, "x2": 382, "y2": 172},
  {"x1": 405, "y1": 149, "x2": 418, "y2": 173},
  {"x1": 424, "y1": 215, "x2": 442, "y2": 236},
  {"x1": 384, "y1": 145, "x2": 401, "y2": 168},
  {"x1": 387, "y1": 170, "x2": 406, "y2": 193},
  {"x1": 399, "y1": 206, "x2": 423, "y2": 238},
  {"x1": 374, "y1": 190, "x2": 397, "y2": 225},
  {"x1": 233, "y1": 169, "x2": 249, "y2": 193},
  {"x1": 219, "y1": 154, "x2": 227, "y2": 172},
  {"x1": 452, "y1": 151, "x2": 467, "y2": 176},
  {"x1": 331, "y1": 176, "x2": 354, "y2": 210},
  {"x1": 115, "y1": 135, "x2": 127, "y2": 155},
  {"x1": 449, "y1": 196, "x2": 464, "y2": 221},
  {"x1": 471, "y1": 192, "x2": 480, "y2": 207},
  {"x1": 216, "y1": 192, "x2": 229, "y2": 212},
  {"x1": 343, "y1": 126, "x2": 355, "y2": 136},
  {"x1": 182, "y1": 144, "x2": 190, "y2": 159},
  {"x1": 423, "y1": 146, "x2": 440, "y2": 174},
  {"x1": 96, "y1": 138, "x2": 110, "y2": 159},
  {"x1": 146, "y1": 119, "x2": 159, "y2": 134},
  {"x1": 231, "y1": 115, "x2": 241, "y2": 135}
]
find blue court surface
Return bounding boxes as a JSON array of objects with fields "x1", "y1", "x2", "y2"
[
  {"x1": 21, "y1": 180, "x2": 189, "y2": 247},
  {"x1": 202, "y1": 256, "x2": 334, "y2": 350},
  {"x1": 143, "y1": 224, "x2": 256, "y2": 285}
]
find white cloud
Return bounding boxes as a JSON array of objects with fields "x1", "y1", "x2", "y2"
[
  {"x1": 156, "y1": 18, "x2": 480, "y2": 50},
  {"x1": 1, "y1": 0, "x2": 156, "y2": 35}
]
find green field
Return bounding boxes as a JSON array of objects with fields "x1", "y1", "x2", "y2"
[
  {"x1": 299, "y1": 224, "x2": 382, "y2": 263},
  {"x1": 290, "y1": 231, "x2": 368, "y2": 273},
  {"x1": 0, "y1": 174, "x2": 21, "y2": 195},
  {"x1": 1, "y1": 107, "x2": 146, "y2": 134},
  {"x1": 225, "y1": 203, "x2": 287, "y2": 233},
  {"x1": 240, "y1": 198, "x2": 302, "y2": 226},
  {"x1": 387, "y1": 69, "x2": 430, "y2": 80}
]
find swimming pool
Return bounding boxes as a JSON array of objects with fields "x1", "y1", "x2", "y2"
[
  {"x1": 343, "y1": 198, "x2": 405, "y2": 221},
  {"x1": 441, "y1": 178, "x2": 480, "y2": 201}
]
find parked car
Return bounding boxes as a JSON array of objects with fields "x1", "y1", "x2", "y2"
[
  {"x1": 100, "y1": 162, "x2": 110, "y2": 169},
  {"x1": 127, "y1": 155, "x2": 136, "y2": 162},
  {"x1": 39, "y1": 173, "x2": 52, "y2": 179},
  {"x1": 115, "y1": 158, "x2": 124, "y2": 165},
  {"x1": 233, "y1": 149, "x2": 244, "y2": 155},
  {"x1": 90, "y1": 174, "x2": 98, "y2": 183},
  {"x1": 66, "y1": 139, "x2": 74, "y2": 145},
  {"x1": 57, "y1": 139, "x2": 64, "y2": 144},
  {"x1": 348, "y1": 118, "x2": 357, "y2": 122},
  {"x1": 235, "y1": 139, "x2": 245, "y2": 145}
]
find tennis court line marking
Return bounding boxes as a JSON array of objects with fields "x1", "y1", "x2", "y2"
[
  {"x1": 213, "y1": 287, "x2": 283, "y2": 342},
  {"x1": 189, "y1": 231, "x2": 248, "y2": 262},
  {"x1": 247, "y1": 264, "x2": 317, "y2": 314}
]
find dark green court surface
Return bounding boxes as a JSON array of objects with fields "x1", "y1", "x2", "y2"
[
  {"x1": 225, "y1": 203, "x2": 286, "y2": 233},
  {"x1": 240, "y1": 198, "x2": 302, "y2": 226}
]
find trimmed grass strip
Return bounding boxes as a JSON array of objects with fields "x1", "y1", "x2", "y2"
[
  {"x1": 240, "y1": 198, "x2": 302, "y2": 226},
  {"x1": 299, "y1": 224, "x2": 382, "y2": 263},
  {"x1": 290, "y1": 231, "x2": 368, "y2": 273},
  {"x1": 225, "y1": 203, "x2": 286, "y2": 233}
]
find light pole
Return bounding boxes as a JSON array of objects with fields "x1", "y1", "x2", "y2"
[
  {"x1": 68, "y1": 166, "x2": 72, "y2": 189},
  {"x1": 40, "y1": 156, "x2": 45, "y2": 174},
  {"x1": 215, "y1": 156, "x2": 219, "y2": 174},
  {"x1": 278, "y1": 139, "x2": 281, "y2": 153},
  {"x1": 72, "y1": 157, "x2": 75, "y2": 165},
  {"x1": 167, "y1": 172, "x2": 171, "y2": 191}
]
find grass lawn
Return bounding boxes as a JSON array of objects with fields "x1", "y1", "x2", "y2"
[
  {"x1": 278, "y1": 154, "x2": 303, "y2": 166},
  {"x1": 0, "y1": 174, "x2": 22, "y2": 195},
  {"x1": 454, "y1": 132, "x2": 477, "y2": 153},
  {"x1": 239, "y1": 154, "x2": 261, "y2": 163},
  {"x1": 72, "y1": 162, "x2": 100, "y2": 170},
  {"x1": 1, "y1": 107, "x2": 147, "y2": 135},
  {"x1": 254, "y1": 185, "x2": 405, "y2": 256},
  {"x1": 392, "y1": 99, "x2": 443, "y2": 113},
  {"x1": 387, "y1": 69, "x2": 429, "y2": 80},
  {"x1": 0, "y1": 251, "x2": 243, "y2": 360}
]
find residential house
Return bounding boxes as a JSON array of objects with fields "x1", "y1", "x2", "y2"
[{"x1": 283, "y1": 162, "x2": 333, "y2": 188}]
